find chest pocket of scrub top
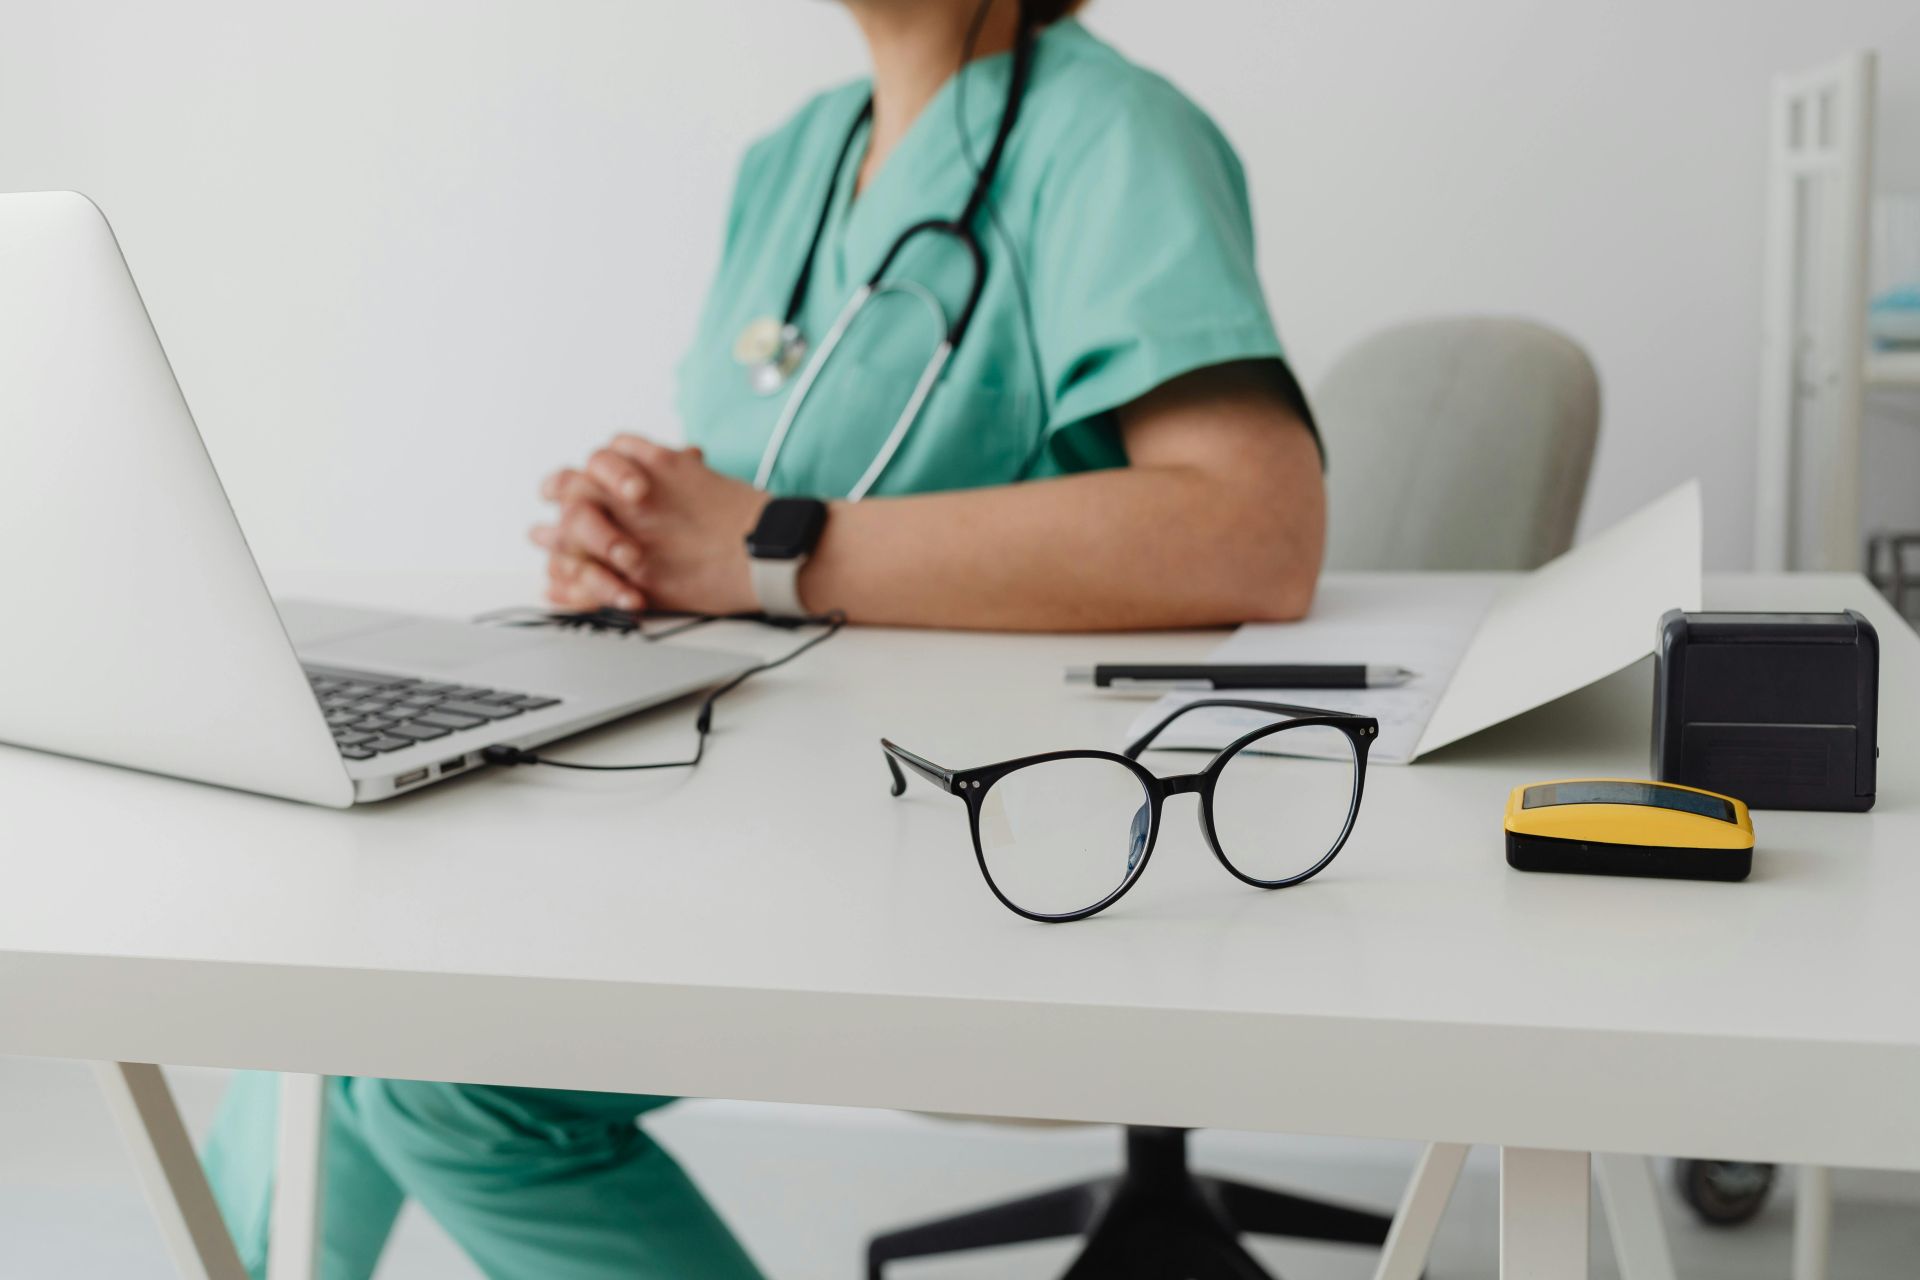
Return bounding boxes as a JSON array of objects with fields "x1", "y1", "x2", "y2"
[{"x1": 767, "y1": 315, "x2": 1037, "y2": 498}]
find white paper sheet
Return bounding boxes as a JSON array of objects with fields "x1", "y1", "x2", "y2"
[
  {"x1": 1131, "y1": 576, "x2": 1499, "y2": 764},
  {"x1": 1128, "y1": 480, "x2": 1704, "y2": 764},
  {"x1": 1413, "y1": 479, "x2": 1703, "y2": 756}
]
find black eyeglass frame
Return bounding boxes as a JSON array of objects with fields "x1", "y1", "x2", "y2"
[{"x1": 882, "y1": 699, "x2": 1379, "y2": 923}]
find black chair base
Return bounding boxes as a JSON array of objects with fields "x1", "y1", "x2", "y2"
[{"x1": 867, "y1": 1126, "x2": 1398, "y2": 1280}]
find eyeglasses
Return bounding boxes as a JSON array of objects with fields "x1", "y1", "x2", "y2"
[{"x1": 882, "y1": 699, "x2": 1378, "y2": 922}]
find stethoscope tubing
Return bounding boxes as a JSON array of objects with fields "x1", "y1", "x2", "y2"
[
  {"x1": 851, "y1": 339, "x2": 953, "y2": 502},
  {"x1": 752, "y1": 9, "x2": 1035, "y2": 500},
  {"x1": 754, "y1": 283, "x2": 874, "y2": 492},
  {"x1": 755, "y1": 279, "x2": 955, "y2": 502}
]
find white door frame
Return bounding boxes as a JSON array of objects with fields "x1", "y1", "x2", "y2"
[{"x1": 1755, "y1": 51, "x2": 1877, "y2": 571}]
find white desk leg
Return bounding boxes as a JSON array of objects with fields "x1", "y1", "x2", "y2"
[
  {"x1": 267, "y1": 1074, "x2": 328, "y2": 1280},
  {"x1": 1500, "y1": 1147, "x2": 1590, "y2": 1279},
  {"x1": 93, "y1": 1062, "x2": 248, "y2": 1280},
  {"x1": 1793, "y1": 1165, "x2": 1833, "y2": 1280},
  {"x1": 1372, "y1": 1142, "x2": 1470, "y2": 1280},
  {"x1": 1593, "y1": 1154, "x2": 1677, "y2": 1280}
]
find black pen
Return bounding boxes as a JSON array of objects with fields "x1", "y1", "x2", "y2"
[{"x1": 1065, "y1": 663, "x2": 1415, "y2": 691}]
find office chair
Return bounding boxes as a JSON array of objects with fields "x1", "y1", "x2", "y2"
[
  {"x1": 1320, "y1": 316, "x2": 1600, "y2": 571},
  {"x1": 868, "y1": 318, "x2": 1600, "y2": 1278}
]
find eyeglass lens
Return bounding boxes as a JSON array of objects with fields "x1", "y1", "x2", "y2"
[
  {"x1": 1207, "y1": 722, "x2": 1359, "y2": 884},
  {"x1": 976, "y1": 756, "x2": 1150, "y2": 918}
]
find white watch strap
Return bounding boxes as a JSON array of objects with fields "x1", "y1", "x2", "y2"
[{"x1": 749, "y1": 554, "x2": 810, "y2": 619}]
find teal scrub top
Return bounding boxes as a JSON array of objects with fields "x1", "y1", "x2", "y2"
[{"x1": 676, "y1": 18, "x2": 1298, "y2": 500}]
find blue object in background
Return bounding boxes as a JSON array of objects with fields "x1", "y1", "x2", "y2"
[{"x1": 1869, "y1": 285, "x2": 1920, "y2": 348}]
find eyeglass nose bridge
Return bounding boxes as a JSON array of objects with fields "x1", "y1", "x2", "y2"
[{"x1": 1158, "y1": 772, "x2": 1208, "y2": 798}]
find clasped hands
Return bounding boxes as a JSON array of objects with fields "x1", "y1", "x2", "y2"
[{"x1": 532, "y1": 435, "x2": 770, "y2": 616}]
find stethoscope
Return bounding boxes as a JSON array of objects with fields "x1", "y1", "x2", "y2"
[{"x1": 735, "y1": 14, "x2": 1036, "y2": 501}]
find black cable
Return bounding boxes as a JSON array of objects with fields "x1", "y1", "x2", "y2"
[
  {"x1": 473, "y1": 605, "x2": 751, "y2": 642},
  {"x1": 637, "y1": 613, "x2": 720, "y2": 641},
  {"x1": 480, "y1": 611, "x2": 846, "y2": 774}
]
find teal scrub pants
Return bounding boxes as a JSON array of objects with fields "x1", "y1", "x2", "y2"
[{"x1": 202, "y1": 1073, "x2": 766, "y2": 1280}]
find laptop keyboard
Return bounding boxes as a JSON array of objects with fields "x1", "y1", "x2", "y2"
[{"x1": 305, "y1": 663, "x2": 562, "y2": 761}]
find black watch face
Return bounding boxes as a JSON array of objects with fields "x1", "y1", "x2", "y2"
[{"x1": 748, "y1": 498, "x2": 827, "y2": 559}]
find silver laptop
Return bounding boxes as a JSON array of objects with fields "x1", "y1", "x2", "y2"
[{"x1": 0, "y1": 190, "x2": 755, "y2": 806}]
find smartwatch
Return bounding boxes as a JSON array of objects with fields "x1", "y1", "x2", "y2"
[{"x1": 745, "y1": 497, "x2": 828, "y2": 619}]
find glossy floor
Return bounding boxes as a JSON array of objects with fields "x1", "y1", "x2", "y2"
[{"x1": 1, "y1": 1057, "x2": 1914, "y2": 1278}]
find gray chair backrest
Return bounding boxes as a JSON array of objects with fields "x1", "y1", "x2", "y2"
[{"x1": 1317, "y1": 317, "x2": 1600, "y2": 571}]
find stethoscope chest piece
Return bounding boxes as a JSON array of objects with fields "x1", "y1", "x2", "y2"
[{"x1": 735, "y1": 316, "x2": 809, "y2": 395}]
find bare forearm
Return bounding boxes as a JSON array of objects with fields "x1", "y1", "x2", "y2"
[
  {"x1": 801, "y1": 441, "x2": 1325, "y2": 631},
  {"x1": 538, "y1": 362, "x2": 1327, "y2": 629}
]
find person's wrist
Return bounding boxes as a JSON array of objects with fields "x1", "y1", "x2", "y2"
[
  {"x1": 792, "y1": 548, "x2": 818, "y2": 617},
  {"x1": 792, "y1": 500, "x2": 846, "y2": 617},
  {"x1": 724, "y1": 496, "x2": 763, "y2": 615},
  {"x1": 725, "y1": 542, "x2": 759, "y2": 615},
  {"x1": 745, "y1": 496, "x2": 829, "y2": 617}
]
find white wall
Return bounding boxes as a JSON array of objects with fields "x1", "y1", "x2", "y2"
[{"x1": 5, "y1": 0, "x2": 1918, "y2": 577}]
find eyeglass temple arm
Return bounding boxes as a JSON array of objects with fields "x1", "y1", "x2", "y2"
[
  {"x1": 1122, "y1": 698, "x2": 1332, "y2": 760},
  {"x1": 881, "y1": 739, "x2": 957, "y2": 796}
]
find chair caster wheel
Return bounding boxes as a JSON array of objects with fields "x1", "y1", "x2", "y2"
[{"x1": 1674, "y1": 1159, "x2": 1777, "y2": 1226}]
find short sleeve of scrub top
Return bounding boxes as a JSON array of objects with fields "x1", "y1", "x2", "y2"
[{"x1": 675, "y1": 18, "x2": 1310, "y2": 501}]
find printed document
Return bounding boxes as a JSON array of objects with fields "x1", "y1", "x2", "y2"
[{"x1": 1129, "y1": 481, "x2": 1704, "y2": 764}]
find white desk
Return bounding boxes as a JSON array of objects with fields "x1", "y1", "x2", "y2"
[{"x1": 2, "y1": 572, "x2": 1915, "y2": 1280}]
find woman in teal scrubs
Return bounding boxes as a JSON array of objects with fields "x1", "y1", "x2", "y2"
[{"x1": 205, "y1": 2, "x2": 1326, "y2": 1276}]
